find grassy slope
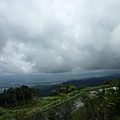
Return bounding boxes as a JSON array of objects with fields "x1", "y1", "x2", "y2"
[
  {"x1": 1, "y1": 79, "x2": 120, "y2": 120},
  {"x1": 0, "y1": 89, "x2": 82, "y2": 120}
]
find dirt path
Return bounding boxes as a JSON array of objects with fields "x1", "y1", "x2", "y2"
[{"x1": 72, "y1": 98, "x2": 84, "y2": 112}]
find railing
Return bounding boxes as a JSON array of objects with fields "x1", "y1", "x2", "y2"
[{"x1": 22, "y1": 87, "x2": 100, "y2": 120}]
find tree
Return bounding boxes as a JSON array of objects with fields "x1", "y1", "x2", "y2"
[
  {"x1": 81, "y1": 81, "x2": 120, "y2": 120},
  {"x1": 0, "y1": 85, "x2": 41, "y2": 108}
]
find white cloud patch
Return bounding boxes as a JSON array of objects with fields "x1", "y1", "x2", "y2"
[{"x1": 0, "y1": 0, "x2": 120, "y2": 74}]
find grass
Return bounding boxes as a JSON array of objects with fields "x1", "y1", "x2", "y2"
[
  {"x1": 0, "y1": 95, "x2": 68, "y2": 120},
  {"x1": 0, "y1": 87, "x2": 96, "y2": 120},
  {"x1": 71, "y1": 107, "x2": 85, "y2": 120}
]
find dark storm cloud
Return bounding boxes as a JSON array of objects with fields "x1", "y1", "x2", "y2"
[{"x1": 0, "y1": 0, "x2": 120, "y2": 74}]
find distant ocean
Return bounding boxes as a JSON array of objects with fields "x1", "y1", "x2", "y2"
[{"x1": 0, "y1": 70, "x2": 120, "y2": 91}]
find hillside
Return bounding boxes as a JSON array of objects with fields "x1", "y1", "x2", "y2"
[
  {"x1": 0, "y1": 78, "x2": 120, "y2": 120},
  {"x1": 38, "y1": 74, "x2": 120, "y2": 96}
]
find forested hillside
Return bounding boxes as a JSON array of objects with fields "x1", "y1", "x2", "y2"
[
  {"x1": 0, "y1": 79, "x2": 120, "y2": 120},
  {"x1": 38, "y1": 74, "x2": 120, "y2": 96}
]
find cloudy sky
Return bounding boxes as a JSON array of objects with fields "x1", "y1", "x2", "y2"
[{"x1": 0, "y1": 0, "x2": 120, "y2": 74}]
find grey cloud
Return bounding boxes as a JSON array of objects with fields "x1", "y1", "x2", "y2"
[
  {"x1": 0, "y1": 0, "x2": 120, "y2": 74},
  {"x1": 0, "y1": 17, "x2": 9, "y2": 51}
]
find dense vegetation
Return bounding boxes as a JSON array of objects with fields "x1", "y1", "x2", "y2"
[
  {"x1": 0, "y1": 79, "x2": 120, "y2": 120},
  {"x1": 26, "y1": 79, "x2": 120, "y2": 120},
  {"x1": 48, "y1": 84, "x2": 77, "y2": 96},
  {"x1": 0, "y1": 85, "x2": 40, "y2": 108},
  {"x1": 72, "y1": 79, "x2": 120, "y2": 120}
]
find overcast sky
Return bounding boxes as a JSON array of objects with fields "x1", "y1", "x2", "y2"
[{"x1": 0, "y1": 0, "x2": 120, "y2": 74}]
